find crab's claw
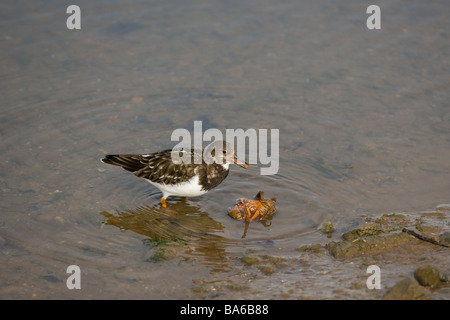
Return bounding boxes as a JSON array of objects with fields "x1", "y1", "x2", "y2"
[
  {"x1": 255, "y1": 191, "x2": 264, "y2": 201},
  {"x1": 248, "y1": 208, "x2": 262, "y2": 222},
  {"x1": 228, "y1": 207, "x2": 244, "y2": 220}
]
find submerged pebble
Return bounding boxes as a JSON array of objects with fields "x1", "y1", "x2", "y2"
[
  {"x1": 258, "y1": 266, "x2": 274, "y2": 275},
  {"x1": 414, "y1": 265, "x2": 441, "y2": 287},
  {"x1": 147, "y1": 247, "x2": 177, "y2": 262},
  {"x1": 298, "y1": 244, "x2": 324, "y2": 253},
  {"x1": 383, "y1": 278, "x2": 429, "y2": 300},
  {"x1": 318, "y1": 221, "x2": 335, "y2": 234},
  {"x1": 240, "y1": 256, "x2": 260, "y2": 266},
  {"x1": 441, "y1": 273, "x2": 450, "y2": 283}
]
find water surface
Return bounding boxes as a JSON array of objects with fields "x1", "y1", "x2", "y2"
[{"x1": 1, "y1": 0, "x2": 449, "y2": 299}]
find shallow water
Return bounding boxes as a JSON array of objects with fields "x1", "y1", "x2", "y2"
[{"x1": 1, "y1": 0, "x2": 449, "y2": 299}]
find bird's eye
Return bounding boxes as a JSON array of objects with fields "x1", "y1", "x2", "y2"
[{"x1": 223, "y1": 150, "x2": 227, "y2": 154}]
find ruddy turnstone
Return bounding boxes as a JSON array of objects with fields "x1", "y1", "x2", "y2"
[{"x1": 101, "y1": 141, "x2": 248, "y2": 207}]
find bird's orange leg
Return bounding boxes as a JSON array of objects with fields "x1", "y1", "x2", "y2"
[{"x1": 161, "y1": 197, "x2": 167, "y2": 208}]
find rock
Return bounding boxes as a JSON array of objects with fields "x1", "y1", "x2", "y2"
[
  {"x1": 240, "y1": 256, "x2": 260, "y2": 266},
  {"x1": 439, "y1": 231, "x2": 450, "y2": 245},
  {"x1": 318, "y1": 221, "x2": 335, "y2": 234},
  {"x1": 414, "y1": 265, "x2": 441, "y2": 287},
  {"x1": 258, "y1": 266, "x2": 274, "y2": 275},
  {"x1": 342, "y1": 224, "x2": 384, "y2": 241},
  {"x1": 146, "y1": 246, "x2": 179, "y2": 262},
  {"x1": 327, "y1": 232, "x2": 411, "y2": 259},
  {"x1": 383, "y1": 278, "x2": 429, "y2": 300},
  {"x1": 308, "y1": 243, "x2": 324, "y2": 253},
  {"x1": 298, "y1": 244, "x2": 324, "y2": 253},
  {"x1": 261, "y1": 255, "x2": 289, "y2": 268},
  {"x1": 435, "y1": 204, "x2": 450, "y2": 211}
]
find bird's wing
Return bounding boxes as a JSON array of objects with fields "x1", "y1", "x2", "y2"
[{"x1": 101, "y1": 149, "x2": 199, "y2": 185}]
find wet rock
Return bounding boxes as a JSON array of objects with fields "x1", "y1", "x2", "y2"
[
  {"x1": 261, "y1": 255, "x2": 289, "y2": 267},
  {"x1": 326, "y1": 210, "x2": 450, "y2": 259},
  {"x1": 143, "y1": 239, "x2": 187, "y2": 262},
  {"x1": 298, "y1": 244, "x2": 324, "y2": 253},
  {"x1": 342, "y1": 224, "x2": 384, "y2": 241},
  {"x1": 414, "y1": 265, "x2": 441, "y2": 287},
  {"x1": 146, "y1": 246, "x2": 179, "y2": 262},
  {"x1": 435, "y1": 204, "x2": 450, "y2": 211},
  {"x1": 374, "y1": 213, "x2": 409, "y2": 228},
  {"x1": 318, "y1": 221, "x2": 335, "y2": 234},
  {"x1": 327, "y1": 232, "x2": 411, "y2": 259},
  {"x1": 383, "y1": 278, "x2": 429, "y2": 300},
  {"x1": 258, "y1": 266, "x2": 274, "y2": 275},
  {"x1": 240, "y1": 256, "x2": 260, "y2": 266},
  {"x1": 441, "y1": 273, "x2": 450, "y2": 283},
  {"x1": 439, "y1": 231, "x2": 450, "y2": 245}
]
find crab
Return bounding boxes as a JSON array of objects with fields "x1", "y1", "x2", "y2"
[{"x1": 228, "y1": 191, "x2": 277, "y2": 222}]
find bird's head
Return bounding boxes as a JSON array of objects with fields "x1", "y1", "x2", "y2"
[{"x1": 204, "y1": 141, "x2": 248, "y2": 168}]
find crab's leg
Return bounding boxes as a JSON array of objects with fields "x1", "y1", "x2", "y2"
[
  {"x1": 241, "y1": 221, "x2": 250, "y2": 239},
  {"x1": 244, "y1": 207, "x2": 253, "y2": 222},
  {"x1": 249, "y1": 208, "x2": 262, "y2": 222}
]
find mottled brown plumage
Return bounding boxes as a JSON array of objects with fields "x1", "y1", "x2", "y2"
[
  {"x1": 101, "y1": 149, "x2": 229, "y2": 190},
  {"x1": 101, "y1": 141, "x2": 248, "y2": 207}
]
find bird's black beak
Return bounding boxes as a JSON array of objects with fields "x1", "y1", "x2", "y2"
[{"x1": 234, "y1": 155, "x2": 248, "y2": 168}]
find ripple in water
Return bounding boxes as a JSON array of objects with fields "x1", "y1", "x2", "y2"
[{"x1": 98, "y1": 158, "x2": 330, "y2": 271}]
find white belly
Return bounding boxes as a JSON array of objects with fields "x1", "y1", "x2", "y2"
[{"x1": 147, "y1": 175, "x2": 207, "y2": 198}]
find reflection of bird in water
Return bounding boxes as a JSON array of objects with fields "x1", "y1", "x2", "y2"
[
  {"x1": 100, "y1": 202, "x2": 230, "y2": 271},
  {"x1": 101, "y1": 141, "x2": 247, "y2": 208}
]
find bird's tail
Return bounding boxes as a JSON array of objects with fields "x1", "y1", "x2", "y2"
[{"x1": 101, "y1": 154, "x2": 146, "y2": 173}]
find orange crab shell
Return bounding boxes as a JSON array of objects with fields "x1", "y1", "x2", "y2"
[
  {"x1": 227, "y1": 191, "x2": 277, "y2": 222},
  {"x1": 227, "y1": 199, "x2": 251, "y2": 221}
]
